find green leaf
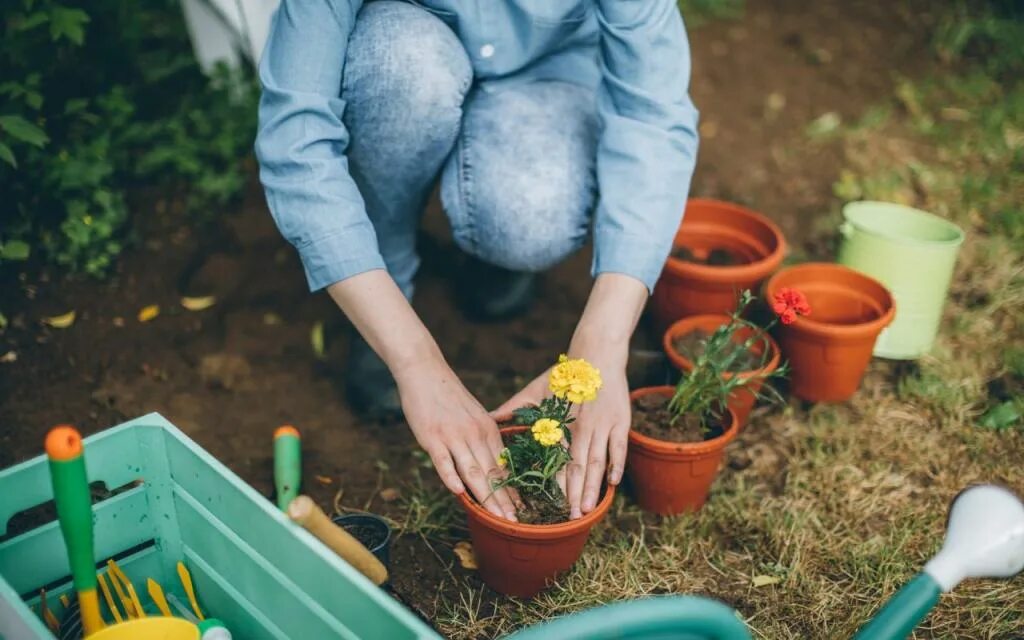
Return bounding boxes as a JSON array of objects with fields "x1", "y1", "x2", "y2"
[
  {"x1": 980, "y1": 401, "x2": 1021, "y2": 430},
  {"x1": 0, "y1": 142, "x2": 15, "y2": 168},
  {"x1": 0, "y1": 115, "x2": 48, "y2": 147},
  {"x1": 49, "y1": 7, "x2": 90, "y2": 45},
  {"x1": 15, "y1": 11, "x2": 49, "y2": 32},
  {"x1": 0, "y1": 240, "x2": 30, "y2": 261}
]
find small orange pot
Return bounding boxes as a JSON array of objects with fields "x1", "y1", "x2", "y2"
[
  {"x1": 651, "y1": 199, "x2": 786, "y2": 334},
  {"x1": 764, "y1": 263, "x2": 895, "y2": 402},
  {"x1": 457, "y1": 427, "x2": 615, "y2": 598},
  {"x1": 626, "y1": 387, "x2": 740, "y2": 515},
  {"x1": 663, "y1": 315, "x2": 781, "y2": 429}
]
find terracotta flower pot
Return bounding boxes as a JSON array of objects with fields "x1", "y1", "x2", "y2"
[
  {"x1": 626, "y1": 387, "x2": 740, "y2": 516},
  {"x1": 457, "y1": 427, "x2": 615, "y2": 598},
  {"x1": 764, "y1": 263, "x2": 895, "y2": 402},
  {"x1": 662, "y1": 315, "x2": 781, "y2": 429},
  {"x1": 651, "y1": 199, "x2": 786, "y2": 334}
]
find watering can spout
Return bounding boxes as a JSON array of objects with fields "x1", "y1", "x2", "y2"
[
  {"x1": 923, "y1": 484, "x2": 1024, "y2": 591},
  {"x1": 854, "y1": 485, "x2": 1024, "y2": 640}
]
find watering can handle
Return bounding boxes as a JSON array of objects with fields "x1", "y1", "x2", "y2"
[{"x1": 852, "y1": 573, "x2": 941, "y2": 640}]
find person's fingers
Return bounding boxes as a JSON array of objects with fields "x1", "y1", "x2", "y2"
[
  {"x1": 450, "y1": 439, "x2": 509, "y2": 520},
  {"x1": 469, "y1": 433, "x2": 518, "y2": 521},
  {"x1": 581, "y1": 426, "x2": 609, "y2": 514},
  {"x1": 484, "y1": 421, "x2": 524, "y2": 510},
  {"x1": 607, "y1": 422, "x2": 630, "y2": 485},
  {"x1": 489, "y1": 374, "x2": 547, "y2": 421},
  {"x1": 427, "y1": 444, "x2": 465, "y2": 495},
  {"x1": 566, "y1": 425, "x2": 591, "y2": 519}
]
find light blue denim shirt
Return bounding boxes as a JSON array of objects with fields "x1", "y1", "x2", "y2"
[{"x1": 256, "y1": 0, "x2": 699, "y2": 293}]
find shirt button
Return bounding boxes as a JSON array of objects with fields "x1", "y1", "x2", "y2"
[{"x1": 480, "y1": 44, "x2": 495, "y2": 58}]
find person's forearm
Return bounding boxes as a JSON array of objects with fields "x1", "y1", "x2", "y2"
[
  {"x1": 327, "y1": 269, "x2": 442, "y2": 372},
  {"x1": 571, "y1": 273, "x2": 648, "y2": 355}
]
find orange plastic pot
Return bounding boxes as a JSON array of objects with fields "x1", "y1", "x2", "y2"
[
  {"x1": 626, "y1": 387, "x2": 740, "y2": 516},
  {"x1": 764, "y1": 263, "x2": 895, "y2": 402},
  {"x1": 651, "y1": 199, "x2": 786, "y2": 334},
  {"x1": 662, "y1": 315, "x2": 781, "y2": 429},
  {"x1": 457, "y1": 427, "x2": 615, "y2": 598}
]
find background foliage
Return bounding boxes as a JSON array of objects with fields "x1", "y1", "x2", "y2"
[{"x1": 0, "y1": 0, "x2": 257, "y2": 276}]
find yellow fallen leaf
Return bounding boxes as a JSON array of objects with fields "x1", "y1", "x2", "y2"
[
  {"x1": 181, "y1": 295, "x2": 216, "y2": 311},
  {"x1": 315, "y1": 475, "x2": 333, "y2": 486},
  {"x1": 752, "y1": 575, "x2": 781, "y2": 587},
  {"x1": 1, "y1": 351, "x2": 17, "y2": 363},
  {"x1": 42, "y1": 310, "x2": 76, "y2": 329},
  {"x1": 137, "y1": 305, "x2": 160, "y2": 322},
  {"x1": 311, "y1": 321, "x2": 325, "y2": 359},
  {"x1": 379, "y1": 487, "x2": 401, "y2": 503},
  {"x1": 453, "y1": 541, "x2": 477, "y2": 570}
]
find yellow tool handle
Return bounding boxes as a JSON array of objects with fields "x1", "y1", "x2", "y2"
[
  {"x1": 97, "y1": 573, "x2": 123, "y2": 623},
  {"x1": 286, "y1": 496, "x2": 388, "y2": 586},
  {"x1": 147, "y1": 579, "x2": 173, "y2": 617},
  {"x1": 177, "y1": 562, "x2": 205, "y2": 621}
]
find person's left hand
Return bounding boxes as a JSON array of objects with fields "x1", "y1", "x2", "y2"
[{"x1": 491, "y1": 337, "x2": 631, "y2": 519}]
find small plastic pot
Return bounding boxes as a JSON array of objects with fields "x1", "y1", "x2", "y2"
[
  {"x1": 457, "y1": 427, "x2": 615, "y2": 598},
  {"x1": 332, "y1": 513, "x2": 392, "y2": 570},
  {"x1": 764, "y1": 263, "x2": 895, "y2": 402},
  {"x1": 662, "y1": 315, "x2": 781, "y2": 429},
  {"x1": 626, "y1": 387, "x2": 740, "y2": 516},
  {"x1": 651, "y1": 199, "x2": 786, "y2": 334}
]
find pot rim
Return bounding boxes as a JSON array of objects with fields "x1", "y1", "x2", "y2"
[
  {"x1": 662, "y1": 198, "x2": 787, "y2": 281},
  {"x1": 457, "y1": 426, "x2": 616, "y2": 537},
  {"x1": 627, "y1": 386, "x2": 741, "y2": 454},
  {"x1": 662, "y1": 314, "x2": 782, "y2": 380},
  {"x1": 764, "y1": 262, "x2": 896, "y2": 338}
]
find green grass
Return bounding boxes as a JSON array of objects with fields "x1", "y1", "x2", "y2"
[{"x1": 678, "y1": 0, "x2": 744, "y2": 26}]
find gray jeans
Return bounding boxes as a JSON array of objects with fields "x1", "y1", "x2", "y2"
[{"x1": 342, "y1": 1, "x2": 599, "y2": 298}]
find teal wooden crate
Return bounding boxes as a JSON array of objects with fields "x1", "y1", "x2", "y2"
[{"x1": 0, "y1": 413, "x2": 440, "y2": 639}]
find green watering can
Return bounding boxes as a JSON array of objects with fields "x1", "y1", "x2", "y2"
[{"x1": 506, "y1": 484, "x2": 1024, "y2": 640}]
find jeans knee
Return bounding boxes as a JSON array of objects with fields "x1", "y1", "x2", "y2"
[
  {"x1": 344, "y1": 2, "x2": 471, "y2": 130},
  {"x1": 453, "y1": 179, "x2": 590, "y2": 272}
]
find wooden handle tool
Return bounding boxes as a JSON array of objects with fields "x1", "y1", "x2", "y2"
[{"x1": 286, "y1": 496, "x2": 388, "y2": 585}]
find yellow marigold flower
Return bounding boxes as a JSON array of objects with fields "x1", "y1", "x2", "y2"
[
  {"x1": 531, "y1": 418, "x2": 563, "y2": 447},
  {"x1": 548, "y1": 354, "x2": 602, "y2": 404},
  {"x1": 497, "y1": 449, "x2": 509, "y2": 467}
]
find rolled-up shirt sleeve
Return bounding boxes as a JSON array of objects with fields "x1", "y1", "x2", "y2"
[
  {"x1": 591, "y1": 0, "x2": 700, "y2": 292},
  {"x1": 255, "y1": 0, "x2": 382, "y2": 292}
]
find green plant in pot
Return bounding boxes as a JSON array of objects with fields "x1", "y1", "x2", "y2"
[
  {"x1": 630, "y1": 289, "x2": 809, "y2": 515},
  {"x1": 662, "y1": 289, "x2": 799, "y2": 428},
  {"x1": 456, "y1": 355, "x2": 615, "y2": 598}
]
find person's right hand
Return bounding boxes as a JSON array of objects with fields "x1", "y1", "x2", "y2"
[{"x1": 393, "y1": 354, "x2": 520, "y2": 522}]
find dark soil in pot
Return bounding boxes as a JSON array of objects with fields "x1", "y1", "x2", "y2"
[
  {"x1": 670, "y1": 328, "x2": 763, "y2": 372},
  {"x1": 342, "y1": 520, "x2": 388, "y2": 550},
  {"x1": 671, "y1": 246, "x2": 747, "y2": 266},
  {"x1": 630, "y1": 393, "x2": 727, "y2": 443},
  {"x1": 500, "y1": 432, "x2": 570, "y2": 525}
]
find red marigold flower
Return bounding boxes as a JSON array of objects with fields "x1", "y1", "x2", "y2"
[{"x1": 773, "y1": 287, "x2": 811, "y2": 323}]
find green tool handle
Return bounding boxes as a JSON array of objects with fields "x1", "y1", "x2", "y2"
[
  {"x1": 48, "y1": 455, "x2": 98, "y2": 592},
  {"x1": 853, "y1": 573, "x2": 941, "y2": 640},
  {"x1": 274, "y1": 433, "x2": 302, "y2": 511}
]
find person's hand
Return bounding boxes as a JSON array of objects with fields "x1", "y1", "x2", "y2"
[
  {"x1": 492, "y1": 337, "x2": 630, "y2": 519},
  {"x1": 393, "y1": 354, "x2": 520, "y2": 521}
]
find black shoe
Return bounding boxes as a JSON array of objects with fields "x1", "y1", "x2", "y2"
[
  {"x1": 345, "y1": 333, "x2": 403, "y2": 421},
  {"x1": 458, "y1": 257, "x2": 537, "y2": 322}
]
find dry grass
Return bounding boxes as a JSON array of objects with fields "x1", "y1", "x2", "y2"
[{"x1": 414, "y1": 22, "x2": 1024, "y2": 640}]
